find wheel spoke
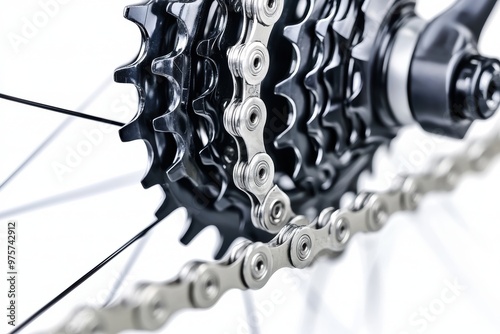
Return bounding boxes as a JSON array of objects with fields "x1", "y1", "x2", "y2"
[
  {"x1": 0, "y1": 118, "x2": 72, "y2": 191},
  {"x1": 0, "y1": 92, "x2": 124, "y2": 126},
  {"x1": 0, "y1": 171, "x2": 142, "y2": 219},
  {"x1": 102, "y1": 231, "x2": 152, "y2": 307},
  {"x1": 9, "y1": 217, "x2": 164, "y2": 334},
  {"x1": 0, "y1": 79, "x2": 114, "y2": 190}
]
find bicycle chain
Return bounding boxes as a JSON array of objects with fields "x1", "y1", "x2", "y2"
[
  {"x1": 223, "y1": 0, "x2": 295, "y2": 232},
  {"x1": 52, "y1": 131, "x2": 500, "y2": 334}
]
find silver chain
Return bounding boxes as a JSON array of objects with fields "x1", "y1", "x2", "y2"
[
  {"x1": 51, "y1": 130, "x2": 500, "y2": 334},
  {"x1": 223, "y1": 0, "x2": 295, "y2": 232}
]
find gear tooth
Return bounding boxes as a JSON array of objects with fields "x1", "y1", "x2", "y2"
[
  {"x1": 199, "y1": 146, "x2": 213, "y2": 165},
  {"x1": 167, "y1": 160, "x2": 188, "y2": 182},
  {"x1": 153, "y1": 111, "x2": 185, "y2": 134},
  {"x1": 142, "y1": 137, "x2": 169, "y2": 189},
  {"x1": 303, "y1": 4, "x2": 337, "y2": 163},
  {"x1": 151, "y1": 56, "x2": 171, "y2": 76},
  {"x1": 166, "y1": 1, "x2": 185, "y2": 19},
  {"x1": 316, "y1": 13, "x2": 332, "y2": 37},
  {"x1": 192, "y1": 97, "x2": 203, "y2": 112},
  {"x1": 180, "y1": 221, "x2": 205, "y2": 245},
  {"x1": 283, "y1": 25, "x2": 301, "y2": 43},
  {"x1": 213, "y1": 235, "x2": 232, "y2": 260},
  {"x1": 141, "y1": 167, "x2": 162, "y2": 189},
  {"x1": 304, "y1": 74, "x2": 314, "y2": 87},
  {"x1": 123, "y1": 4, "x2": 148, "y2": 24},
  {"x1": 324, "y1": 51, "x2": 341, "y2": 72},
  {"x1": 351, "y1": 45, "x2": 368, "y2": 62},
  {"x1": 154, "y1": 111, "x2": 190, "y2": 183},
  {"x1": 119, "y1": 120, "x2": 142, "y2": 142},
  {"x1": 114, "y1": 65, "x2": 138, "y2": 84},
  {"x1": 274, "y1": 79, "x2": 291, "y2": 96},
  {"x1": 322, "y1": 102, "x2": 342, "y2": 126},
  {"x1": 196, "y1": 39, "x2": 210, "y2": 56},
  {"x1": 363, "y1": 0, "x2": 397, "y2": 24},
  {"x1": 152, "y1": 54, "x2": 185, "y2": 79},
  {"x1": 274, "y1": 81, "x2": 284, "y2": 94},
  {"x1": 283, "y1": 0, "x2": 314, "y2": 42},
  {"x1": 332, "y1": 19, "x2": 351, "y2": 39},
  {"x1": 155, "y1": 186, "x2": 178, "y2": 220},
  {"x1": 275, "y1": 131, "x2": 293, "y2": 149},
  {"x1": 153, "y1": 112, "x2": 169, "y2": 132},
  {"x1": 153, "y1": 117, "x2": 190, "y2": 182},
  {"x1": 351, "y1": 13, "x2": 381, "y2": 63},
  {"x1": 332, "y1": 2, "x2": 357, "y2": 39},
  {"x1": 167, "y1": 0, "x2": 204, "y2": 19}
]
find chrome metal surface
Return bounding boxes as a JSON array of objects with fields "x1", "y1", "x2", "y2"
[
  {"x1": 387, "y1": 17, "x2": 426, "y2": 125},
  {"x1": 224, "y1": 0, "x2": 294, "y2": 232}
]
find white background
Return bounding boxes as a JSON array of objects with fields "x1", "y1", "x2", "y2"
[{"x1": 1, "y1": 0, "x2": 500, "y2": 333}]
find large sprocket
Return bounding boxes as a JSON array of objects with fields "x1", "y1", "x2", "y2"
[
  {"x1": 115, "y1": 0, "x2": 269, "y2": 258},
  {"x1": 115, "y1": 0, "x2": 402, "y2": 257}
]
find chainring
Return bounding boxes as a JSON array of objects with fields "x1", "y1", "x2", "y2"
[{"x1": 115, "y1": 0, "x2": 400, "y2": 257}]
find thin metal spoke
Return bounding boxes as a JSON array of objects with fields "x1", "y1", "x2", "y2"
[
  {"x1": 1, "y1": 80, "x2": 143, "y2": 333},
  {"x1": 0, "y1": 92, "x2": 124, "y2": 126},
  {"x1": 10, "y1": 217, "x2": 164, "y2": 334},
  {"x1": 0, "y1": 79, "x2": 113, "y2": 190},
  {"x1": 0, "y1": 118, "x2": 72, "y2": 190},
  {"x1": 103, "y1": 231, "x2": 152, "y2": 307},
  {"x1": 0, "y1": 171, "x2": 142, "y2": 219}
]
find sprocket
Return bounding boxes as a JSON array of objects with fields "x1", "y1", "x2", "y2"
[
  {"x1": 115, "y1": 0, "x2": 402, "y2": 257},
  {"x1": 268, "y1": 0, "x2": 399, "y2": 221},
  {"x1": 115, "y1": 0, "x2": 270, "y2": 258}
]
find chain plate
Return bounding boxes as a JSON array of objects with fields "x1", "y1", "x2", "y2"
[{"x1": 223, "y1": 0, "x2": 295, "y2": 232}]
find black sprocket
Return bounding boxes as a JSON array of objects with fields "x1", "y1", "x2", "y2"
[{"x1": 115, "y1": 0, "x2": 400, "y2": 257}]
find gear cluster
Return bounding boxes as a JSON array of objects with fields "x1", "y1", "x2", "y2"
[
  {"x1": 269, "y1": 0, "x2": 399, "y2": 221},
  {"x1": 115, "y1": 0, "x2": 271, "y2": 258},
  {"x1": 115, "y1": 0, "x2": 398, "y2": 257}
]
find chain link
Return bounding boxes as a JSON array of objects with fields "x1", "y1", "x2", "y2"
[
  {"x1": 51, "y1": 131, "x2": 500, "y2": 334},
  {"x1": 223, "y1": 0, "x2": 295, "y2": 232}
]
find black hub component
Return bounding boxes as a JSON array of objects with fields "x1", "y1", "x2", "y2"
[
  {"x1": 408, "y1": 0, "x2": 500, "y2": 138},
  {"x1": 370, "y1": 0, "x2": 419, "y2": 128},
  {"x1": 453, "y1": 55, "x2": 500, "y2": 121}
]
